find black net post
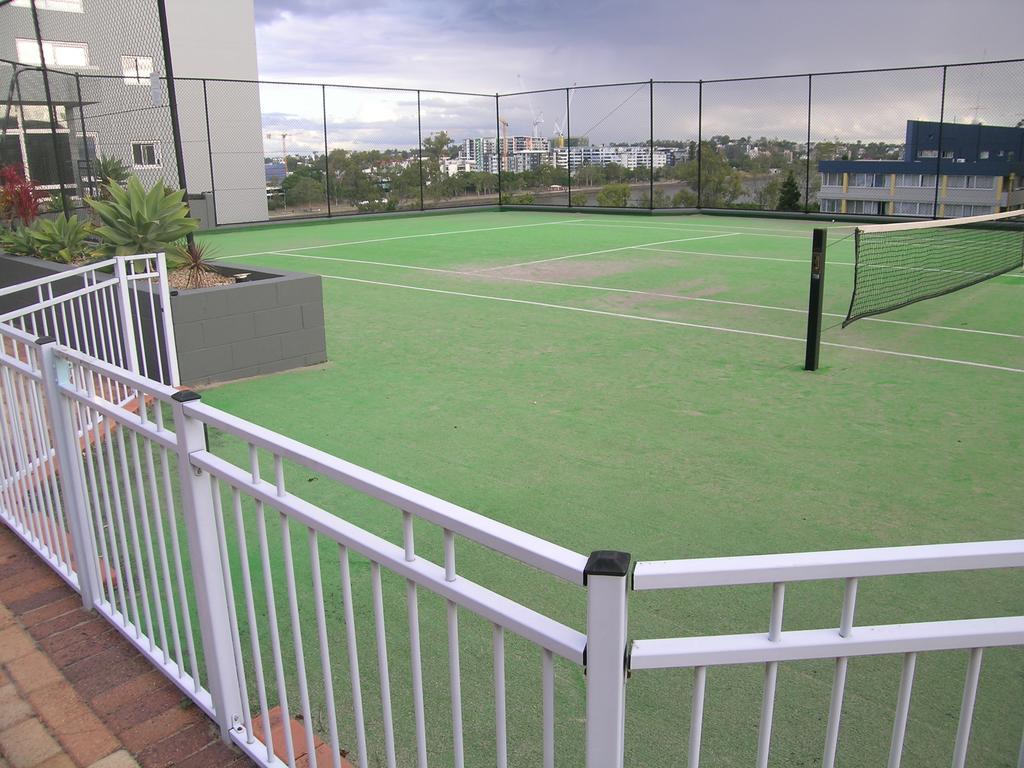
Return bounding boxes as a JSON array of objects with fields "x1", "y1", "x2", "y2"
[
  {"x1": 804, "y1": 228, "x2": 828, "y2": 371},
  {"x1": 805, "y1": 74, "x2": 812, "y2": 214},
  {"x1": 321, "y1": 84, "x2": 331, "y2": 217},
  {"x1": 649, "y1": 79, "x2": 654, "y2": 211},
  {"x1": 29, "y1": 0, "x2": 70, "y2": 218},
  {"x1": 696, "y1": 79, "x2": 703, "y2": 208},
  {"x1": 933, "y1": 65, "x2": 948, "y2": 219}
]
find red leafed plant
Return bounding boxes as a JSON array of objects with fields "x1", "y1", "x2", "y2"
[{"x1": 0, "y1": 165, "x2": 40, "y2": 228}]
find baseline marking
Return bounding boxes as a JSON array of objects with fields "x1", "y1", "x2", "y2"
[
  {"x1": 480, "y1": 233, "x2": 739, "y2": 271},
  {"x1": 215, "y1": 218, "x2": 589, "y2": 260},
  {"x1": 262, "y1": 251, "x2": 1022, "y2": 339},
  {"x1": 316, "y1": 274, "x2": 1024, "y2": 373}
]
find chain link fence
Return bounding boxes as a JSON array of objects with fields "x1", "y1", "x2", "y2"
[{"x1": 2, "y1": 0, "x2": 1021, "y2": 228}]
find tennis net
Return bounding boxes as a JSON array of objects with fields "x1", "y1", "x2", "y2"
[{"x1": 844, "y1": 209, "x2": 1024, "y2": 326}]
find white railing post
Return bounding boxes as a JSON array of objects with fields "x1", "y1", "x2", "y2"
[
  {"x1": 170, "y1": 390, "x2": 244, "y2": 740},
  {"x1": 154, "y1": 253, "x2": 181, "y2": 387},
  {"x1": 113, "y1": 257, "x2": 140, "y2": 375},
  {"x1": 584, "y1": 550, "x2": 631, "y2": 768},
  {"x1": 35, "y1": 337, "x2": 102, "y2": 609}
]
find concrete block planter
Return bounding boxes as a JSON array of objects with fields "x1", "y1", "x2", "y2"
[{"x1": 0, "y1": 254, "x2": 327, "y2": 387}]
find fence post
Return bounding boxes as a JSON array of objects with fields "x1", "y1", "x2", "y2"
[
  {"x1": 696, "y1": 80, "x2": 703, "y2": 208},
  {"x1": 649, "y1": 79, "x2": 655, "y2": 211},
  {"x1": 35, "y1": 338, "x2": 101, "y2": 609},
  {"x1": 170, "y1": 390, "x2": 243, "y2": 740},
  {"x1": 153, "y1": 253, "x2": 180, "y2": 387},
  {"x1": 584, "y1": 550, "x2": 631, "y2": 768},
  {"x1": 112, "y1": 257, "x2": 140, "y2": 375}
]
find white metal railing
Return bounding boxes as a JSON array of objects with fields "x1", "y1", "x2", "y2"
[
  {"x1": 0, "y1": 253, "x2": 179, "y2": 387},
  {"x1": 630, "y1": 544, "x2": 1024, "y2": 768},
  {"x1": 0, "y1": 257, "x2": 1021, "y2": 768}
]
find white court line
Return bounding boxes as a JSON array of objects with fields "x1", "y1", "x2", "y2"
[
  {"x1": 565, "y1": 220, "x2": 815, "y2": 239},
  {"x1": 264, "y1": 251, "x2": 1022, "y2": 339},
  {"x1": 639, "y1": 246, "x2": 824, "y2": 265},
  {"x1": 640, "y1": 246, "x2": 1024, "y2": 279},
  {"x1": 317, "y1": 274, "x2": 1024, "y2": 373},
  {"x1": 215, "y1": 218, "x2": 588, "y2": 260},
  {"x1": 479, "y1": 233, "x2": 739, "y2": 271},
  {"x1": 315, "y1": 274, "x2": 1019, "y2": 374}
]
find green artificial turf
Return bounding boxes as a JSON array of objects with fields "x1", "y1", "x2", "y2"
[{"x1": 166, "y1": 210, "x2": 1024, "y2": 767}]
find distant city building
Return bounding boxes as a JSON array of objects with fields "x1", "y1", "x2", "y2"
[
  {"x1": 264, "y1": 161, "x2": 287, "y2": 184},
  {"x1": 551, "y1": 145, "x2": 668, "y2": 173},
  {"x1": 818, "y1": 120, "x2": 1024, "y2": 217}
]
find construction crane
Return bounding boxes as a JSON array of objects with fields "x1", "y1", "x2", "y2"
[
  {"x1": 552, "y1": 83, "x2": 577, "y2": 148},
  {"x1": 517, "y1": 74, "x2": 544, "y2": 140},
  {"x1": 498, "y1": 116, "x2": 509, "y2": 172},
  {"x1": 266, "y1": 132, "x2": 287, "y2": 160}
]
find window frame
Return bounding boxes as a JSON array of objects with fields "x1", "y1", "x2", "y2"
[{"x1": 131, "y1": 141, "x2": 162, "y2": 168}]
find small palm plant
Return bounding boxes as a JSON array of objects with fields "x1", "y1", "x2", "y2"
[
  {"x1": 171, "y1": 240, "x2": 217, "y2": 289},
  {"x1": 85, "y1": 176, "x2": 198, "y2": 257}
]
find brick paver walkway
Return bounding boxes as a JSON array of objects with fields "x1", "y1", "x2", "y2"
[{"x1": 0, "y1": 527, "x2": 255, "y2": 768}]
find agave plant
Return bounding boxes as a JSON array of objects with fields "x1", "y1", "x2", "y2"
[
  {"x1": 170, "y1": 240, "x2": 217, "y2": 289},
  {"x1": 93, "y1": 154, "x2": 131, "y2": 197},
  {"x1": 31, "y1": 215, "x2": 93, "y2": 263},
  {"x1": 85, "y1": 176, "x2": 198, "y2": 257},
  {"x1": 0, "y1": 224, "x2": 43, "y2": 258}
]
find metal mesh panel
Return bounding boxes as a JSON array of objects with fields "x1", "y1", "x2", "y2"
[
  {"x1": 651, "y1": 82, "x2": 699, "y2": 209},
  {"x1": 938, "y1": 61, "x2": 1024, "y2": 218},
  {"x1": 419, "y1": 91, "x2": 498, "y2": 210},
  {"x1": 810, "y1": 68, "x2": 944, "y2": 218},
  {"x1": 568, "y1": 83, "x2": 652, "y2": 208},
  {"x1": 700, "y1": 76, "x2": 809, "y2": 211},
  {"x1": 256, "y1": 81, "x2": 328, "y2": 221},
  {"x1": 324, "y1": 85, "x2": 421, "y2": 214},
  {"x1": 496, "y1": 89, "x2": 568, "y2": 207}
]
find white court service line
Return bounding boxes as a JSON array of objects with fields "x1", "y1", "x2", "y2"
[
  {"x1": 215, "y1": 218, "x2": 588, "y2": 260},
  {"x1": 639, "y1": 246, "x2": 1024, "y2": 279},
  {"x1": 565, "y1": 220, "x2": 813, "y2": 239},
  {"x1": 263, "y1": 251, "x2": 1022, "y2": 339},
  {"x1": 479, "y1": 233, "x2": 739, "y2": 271},
  {"x1": 317, "y1": 274, "x2": 1024, "y2": 373}
]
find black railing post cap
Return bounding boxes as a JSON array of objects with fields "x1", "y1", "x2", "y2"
[
  {"x1": 34, "y1": 336, "x2": 57, "y2": 346},
  {"x1": 583, "y1": 550, "x2": 632, "y2": 584},
  {"x1": 171, "y1": 390, "x2": 202, "y2": 402}
]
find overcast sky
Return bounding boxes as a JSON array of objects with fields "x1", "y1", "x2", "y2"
[{"x1": 251, "y1": 0, "x2": 1024, "y2": 154}]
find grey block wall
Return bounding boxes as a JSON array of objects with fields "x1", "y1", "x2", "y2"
[{"x1": 170, "y1": 266, "x2": 327, "y2": 386}]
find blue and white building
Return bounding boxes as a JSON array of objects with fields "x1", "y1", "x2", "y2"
[{"x1": 818, "y1": 120, "x2": 1024, "y2": 217}]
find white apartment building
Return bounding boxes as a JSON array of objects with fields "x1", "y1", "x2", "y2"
[{"x1": 1, "y1": 0, "x2": 267, "y2": 224}]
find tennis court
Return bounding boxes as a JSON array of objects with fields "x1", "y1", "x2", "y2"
[{"x1": 193, "y1": 210, "x2": 1022, "y2": 767}]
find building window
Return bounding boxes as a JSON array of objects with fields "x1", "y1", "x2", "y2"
[
  {"x1": 819, "y1": 198, "x2": 838, "y2": 213},
  {"x1": 845, "y1": 199, "x2": 885, "y2": 215},
  {"x1": 895, "y1": 201, "x2": 935, "y2": 217},
  {"x1": 11, "y1": 0, "x2": 83, "y2": 11},
  {"x1": 16, "y1": 38, "x2": 89, "y2": 68},
  {"x1": 820, "y1": 172, "x2": 841, "y2": 187},
  {"x1": 132, "y1": 142, "x2": 160, "y2": 168},
  {"x1": 121, "y1": 56, "x2": 154, "y2": 85},
  {"x1": 944, "y1": 204, "x2": 992, "y2": 218}
]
